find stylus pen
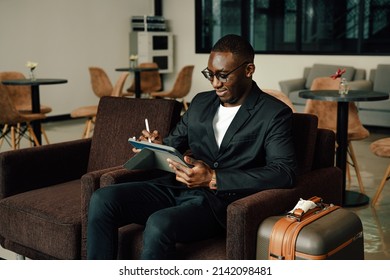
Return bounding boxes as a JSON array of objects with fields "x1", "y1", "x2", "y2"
[{"x1": 145, "y1": 118, "x2": 152, "y2": 143}]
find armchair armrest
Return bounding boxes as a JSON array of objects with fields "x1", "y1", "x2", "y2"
[
  {"x1": 80, "y1": 164, "x2": 128, "y2": 259},
  {"x1": 79, "y1": 167, "x2": 168, "y2": 259},
  {"x1": 80, "y1": 166, "x2": 152, "y2": 225},
  {"x1": 226, "y1": 166, "x2": 342, "y2": 260},
  {"x1": 100, "y1": 167, "x2": 170, "y2": 187},
  {"x1": 295, "y1": 167, "x2": 343, "y2": 206},
  {"x1": 348, "y1": 80, "x2": 373, "y2": 91},
  {"x1": 226, "y1": 188, "x2": 297, "y2": 259},
  {"x1": 279, "y1": 78, "x2": 306, "y2": 95},
  {"x1": 0, "y1": 139, "x2": 91, "y2": 199}
]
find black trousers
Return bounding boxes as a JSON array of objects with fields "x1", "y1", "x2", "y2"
[{"x1": 86, "y1": 180, "x2": 224, "y2": 259}]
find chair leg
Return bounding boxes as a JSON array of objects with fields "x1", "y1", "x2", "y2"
[
  {"x1": 27, "y1": 124, "x2": 40, "y2": 147},
  {"x1": 24, "y1": 123, "x2": 34, "y2": 148},
  {"x1": 371, "y1": 164, "x2": 390, "y2": 207},
  {"x1": 348, "y1": 141, "x2": 365, "y2": 194},
  {"x1": 183, "y1": 99, "x2": 189, "y2": 111},
  {"x1": 16, "y1": 123, "x2": 22, "y2": 149},
  {"x1": 346, "y1": 163, "x2": 351, "y2": 190},
  {"x1": 82, "y1": 119, "x2": 92, "y2": 138},
  {"x1": 11, "y1": 126, "x2": 16, "y2": 150},
  {"x1": 41, "y1": 127, "x2": 50, "y2": 144},
  {"x1": 0, "y1": 124, "x2": 8, "y2": 149}
]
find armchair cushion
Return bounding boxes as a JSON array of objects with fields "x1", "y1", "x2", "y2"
[{"x1": 1, "y1": 180, "x2": 81, "y2": 259}]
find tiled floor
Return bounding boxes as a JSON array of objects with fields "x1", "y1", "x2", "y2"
[
  {"x1": 347, "y1": 127, "x2": 390, "y2": 260},
  {"x1": 0, "y1": 119, "x2": 389, "y2": 259}
]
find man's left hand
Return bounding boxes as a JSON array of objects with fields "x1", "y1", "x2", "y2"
[{"x1": 167, "y1": 156, "x2": 214, "y2": 188}]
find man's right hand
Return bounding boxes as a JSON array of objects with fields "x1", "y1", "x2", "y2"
[{"x1": 132, "y1": 130, "x2": 162, "y2": 154}]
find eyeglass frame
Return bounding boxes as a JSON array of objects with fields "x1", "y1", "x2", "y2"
[{"x1": 201, "y1": 61, "x2": 250, "y2": 83}]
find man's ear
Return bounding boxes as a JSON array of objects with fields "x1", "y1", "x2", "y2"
[{"x1": 246, "y1": 63, "x2": 255, "y2": 77}]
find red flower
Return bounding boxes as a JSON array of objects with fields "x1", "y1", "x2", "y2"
[{"x1": 330, "y1": 68, "x2": 346, "y2": 79}]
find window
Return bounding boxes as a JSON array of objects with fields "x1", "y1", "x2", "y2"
[{"x1": 195, "y1": 0, "x2": 390, "y2": 55}]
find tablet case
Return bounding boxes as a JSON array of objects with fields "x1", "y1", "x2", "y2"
[{"x1": 124, "y1": 140, "x2": 189, "y2": 173}]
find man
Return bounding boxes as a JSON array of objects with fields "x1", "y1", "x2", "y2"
[{"x1": 87, "y1": 34, "x2": 297, "y2": 259}]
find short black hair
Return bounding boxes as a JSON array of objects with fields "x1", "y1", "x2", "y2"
[{"x1": 211, "y1": 34, "x2": 254, "y2": 63}]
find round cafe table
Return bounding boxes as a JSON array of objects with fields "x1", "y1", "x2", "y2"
[
  {"x1": 299, "y1": 90, "x2": 389, "y2": 207},
  {"x1": 1, "y1": 78, "x2": 68, "y2": 145},
  {"x1": 115, "y1": 67, "x2": 159, "y2": 98}
]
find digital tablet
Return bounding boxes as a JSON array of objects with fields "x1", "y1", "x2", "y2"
[{"x1": 128, "y1": 138, "x2": 191, "y2": 169}]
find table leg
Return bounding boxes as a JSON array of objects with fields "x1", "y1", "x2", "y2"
[
  {"x1": 31, "y1": 85, "x2": 42, "y2": 145},
  {"x1": 336, "y1": 102, "x2": 369, "y2": 207},
  {"x1": 134, "y1": 72, "x2": 141, "y2": 98}
]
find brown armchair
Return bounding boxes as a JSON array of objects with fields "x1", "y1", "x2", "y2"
[
  {"x1": 0, "y1": 96, "x2": 182, "y2": 259},
  {"x1": 81, "y1": 113, "x2": 342, "y2": 259}
]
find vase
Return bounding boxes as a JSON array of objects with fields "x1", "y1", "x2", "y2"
[
  {"x1": 29, "y1": 70, "x2": 36, "y2": 81},
  {"x1": 130, "y1": 60, "x2": 138, "y2": 68},
  {"x1": 338, "y1": 78, "x2": 349, "y2": 95}
]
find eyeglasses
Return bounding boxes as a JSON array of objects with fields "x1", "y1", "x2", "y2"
[{"x1": 201, "y1": 61, "x2": 249, "y2": 83}]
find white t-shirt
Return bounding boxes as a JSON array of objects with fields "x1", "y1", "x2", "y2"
[{"x1": 212, "y1": 104, "x2": 241, "y2": 147}]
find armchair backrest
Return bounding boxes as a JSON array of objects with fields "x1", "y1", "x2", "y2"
[
  {"x1": 87, "y1": 96, "x2": 182, "y2": 172},
  {"x1": 292, "y1": 112, "x2": 336, "y2": 175},
  {"x1": 312, "y1": 128, "x2": 336, "y2": 170},
  {"x1": 291, "y1": 113, "x2": 319, "y2": 175}
]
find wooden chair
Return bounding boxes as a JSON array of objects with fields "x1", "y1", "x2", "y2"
[
  {"x1": 71, "y1": 67, "x2": 129, "y2": 138},
  {"x1": 304, "y1": 77, "x2": 369, "y2": 193},
  {"x1": 0, "y1": 83, "x2": 48, "y2": 150},
  {"x1": 0, "y1": 71, "x2": 52, "y2": 114},
  {"x1": 151, "y1": 65, "x2": 194, "y2": 110},
  {"x1": 370, "y1": 137, "x2": 390, "y2": 206},
  {"x1": 263, "y1": 89, "x2": 297, "y2": 112},
  {"x1": 125, "y1": 62, "x2": 162, "y2": 97}
]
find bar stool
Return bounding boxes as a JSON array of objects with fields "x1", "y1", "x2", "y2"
[{"x1": 370, "y1": 137, "x2": 390, "y2": 206}]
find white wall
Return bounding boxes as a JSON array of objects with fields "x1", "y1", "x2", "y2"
[
  {"x1": 0, "y1": 0, "x2": 154, "y2": 116},
  {"x1": 1, "y1": 0, "x2": 390, "y2": 117}
]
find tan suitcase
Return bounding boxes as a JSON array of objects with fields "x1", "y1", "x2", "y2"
[{"x1": 256, "y1": 197, "x2": 364, "y2": 260}]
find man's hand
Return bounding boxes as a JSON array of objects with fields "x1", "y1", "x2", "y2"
[
  {"x1": 167, "y1": 156, "x2": 215, "y2": 189},
  {"x1": 131, "y1": 129, "x2": 162, "y2": 153}
]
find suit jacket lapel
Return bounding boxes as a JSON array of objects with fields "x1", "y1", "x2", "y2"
[{"x1": 205, "y1": 97, "x2": 221, "y2": 157}]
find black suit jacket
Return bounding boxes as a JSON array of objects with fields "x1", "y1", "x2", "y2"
[{"x1": 163, "y1": 81, "x2": 297, "y2": 226}]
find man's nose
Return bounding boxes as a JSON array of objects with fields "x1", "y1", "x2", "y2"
[{"x1": 212, "y1": 76, "x2": 222, "y2": 88}]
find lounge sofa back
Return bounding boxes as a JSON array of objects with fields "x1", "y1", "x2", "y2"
[
  {"x1": 304, "y1": 64, "x2": 364, "y2": 89},
  {"x1": 357, "y1": 64, "x2": 390, "y2": 128}
]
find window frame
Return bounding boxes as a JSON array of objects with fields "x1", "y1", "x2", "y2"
[{"x1": 195, "y1": 0, "x2": 390, "y2": 56}]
